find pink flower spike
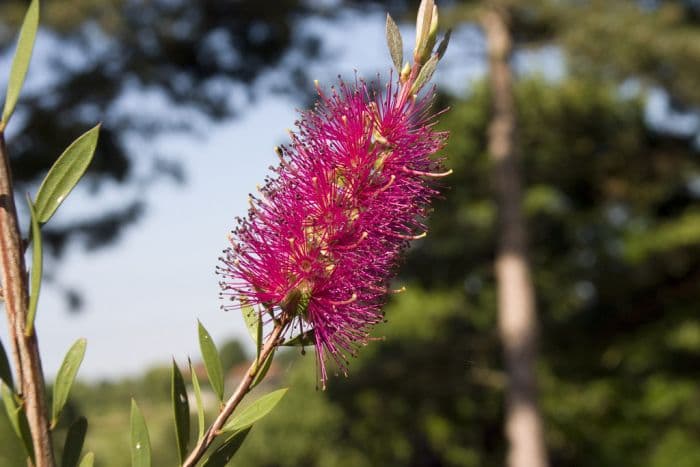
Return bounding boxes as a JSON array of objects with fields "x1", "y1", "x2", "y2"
[{"x1": 218, "y1": 71, "x2": 449, "y2": 387}]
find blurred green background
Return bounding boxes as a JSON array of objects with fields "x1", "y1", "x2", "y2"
[{"x1": 2, "y1": 0, "x2": 700, "y2": 466}]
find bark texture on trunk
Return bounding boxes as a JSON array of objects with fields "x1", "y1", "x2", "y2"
[{"x1": 481, "y1": 6, "x2": 549, "y2": 467}]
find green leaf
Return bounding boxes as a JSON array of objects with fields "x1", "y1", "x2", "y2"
[
  {"x1": 1, "y1": 382, "x2": 34, "y2": 462},
  {"x1": 78, "y1": 452, "x2": 94, "y2": 467},
  {"x1": 436, "y1": 29, "x2": 451, "y2": 59},
  {"x1": 188, "y1": 358, "x2": 205, "y2": 441},
  {"x1": 386, "y1": 13, "x2": 403, "y2": 71},
  {"x1": 1, "y1": 383, "x2": 20, "y2": 436},
  {"x1": 34, "y1": 124, "x2": 101, "y2": 224},
  {"x1": 410, "y1": 53, "x2": 439, "y2": 95},
  {"x1": 241, "y1": 302, "x2": 258, "y2": 343},
  {"x1": 171, "y1": 359, "x2": 190, "y2": 464},
  {"x1": 240, "y1": 302, "x2": 264, "y2": 385},
  {"x1": 198, "y1": 320, "x2": 224, "y2": 402},
  {"x1": 282, "y1": 329, "x2": 315, "y2": 347},
  {"x1": 255, "y1": 310, "x2": 262, "y2": 362},
  {"x1": 61, "y1": 416, "x2": 87, "y2": 467},
  {"x1": 221, "y1": 388, "x2": 288, "y2": 433},
  {"x1": 130, "y1": 399, "x2": 151, "y2": 467},
  {"x1": 1, "y1": 0, "x2": 39, "y2": 127},
  {"x1": 0, "y1": 339, "x2": 14, "y2": 391},
  {"x1": 201, "y1": 428, "x2": 250, "y2": 467},
  {"x1": 25, "y1": 195, "x2": 42, "y2": 336},
  {"x1": 250, "y1": 349, "x2": 275, "y2": 390},
  {"x1": 52, "y1": 338, "x2": 87, "y2": 427}
]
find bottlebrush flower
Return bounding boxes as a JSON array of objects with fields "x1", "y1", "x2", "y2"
[{"x1": 218, "y1": 1, "x2": 451, "y2": 387}]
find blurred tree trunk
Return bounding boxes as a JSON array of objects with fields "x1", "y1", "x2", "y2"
[{"x1": 481, "y1": 5, "x2": 549, "y2": 467}]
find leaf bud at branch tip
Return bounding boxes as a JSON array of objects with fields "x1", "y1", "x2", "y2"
[
  {"x1": 426, "y1": 5, "x2": 439, "y2": 55},
  {"x1": 413, "y1": 0, "x2": 436, "y2": 65}
]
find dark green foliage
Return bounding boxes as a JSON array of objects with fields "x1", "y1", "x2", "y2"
[
  {"x1": 219, "y1": 339, "x2": 248, "y2": 376},
  {"x1": 0, "y1": 0, "x2": 324, "y2": 258},
  {"x1": 202, "y1": 428, "x2": 251, "y2": 467},
  {"x1": 0, "y1": 340, "x2": 14, "y2": 391},
  {"x1": 61, "y1": 416, "x2": 88, "y2": 467},
  {"x1": 170, "y1": 360, "x2": 190, "y2": 464},
  {"x1": 231, "y1": 75, "x2": 700, "y2": 466}
]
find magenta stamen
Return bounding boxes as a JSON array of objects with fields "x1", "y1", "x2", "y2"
[
  {"x1": 328, "y1": 293, "x2": 358, "y2": 306},
  {"x1": 401, "y1": 166, "x2": 453, "y2": 177}
]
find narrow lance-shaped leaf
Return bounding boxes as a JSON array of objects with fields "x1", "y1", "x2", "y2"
[
  {"x1": 255, "y1": 309, "x2": 262, "y2": 362},
  {"x1": 130, "y1": 399, "x2": 151, "y2": 467},
  {"x1": 436, "y1": 29, "x2": 451, "y2": 59},
  {"x1": 188, "y1": 358, "x2": 205, "y2": 441},
  {"x1": 34, "y1": 124, "x2": 101, "y2": 224},
  {"x1": 52, "y1": 338, "x2": 87, "y2": 427},
  {"x1": 1, "y1": 0, "x2": 39, "y2": 126},
  {"x1": 241, "y1": 301, "x2": 258, "y2": 343},
  {"x1": 198, "y1": 321, "x2": 224, "y2": 402},
  {"x1": 386, "y1": 14, "x2": 403, "y2": 71},
  {"x1": 61, "y1": 416, "x2": 88, "y2": 467},
  {"x1": 171, "y1": 359, "x2": 190, "y2": 464},
  {"x1": 221, "y1": 388, "x2": 288, "y2": 433},
  {"x1": 78, "y1": 452, "x2": 95, "y2": 467},
  {"x1": 201, "y1": 428, "x2": 251, "y2": 467},
  {"x1": 1, "y1": 382, "x2": 34, "y2": 462},
  {"x1": 0, "y1": 339, "x2": 14, "y2": 391},
  {"x1": 25, "y1": 195, "x2": 42, "y2": 336},
  {"x1": 410, "y1": 53, "x2": 439, "y2": 96},
  {"x1": 250, "y1": 349, "x2": 275, "y2": 390}
]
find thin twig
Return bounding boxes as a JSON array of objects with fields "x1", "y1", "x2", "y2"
[
  {"x1": 182, "y1": 316, "x2": 290, "y2": 467},
  {"x1": 0, "y1": 131, "x2": 55, "y2": 467}
]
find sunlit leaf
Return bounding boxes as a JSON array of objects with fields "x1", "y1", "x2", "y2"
[
  {"x1": 78, "y1": 452, "x2": 94, "y2": 467},
  {"x1": 221, "y1": 388, "x2": 288, "y2": 433},
  {"x1": 61, "y1": 416, "x2": 87, "y2": 467},
  {"x1": 256, "y1": 310, "x2": 262, "y2": 362},
  {"x1": 386, "y1": 14, "x2": 403, "y2": 71},
  {"x1": 52, "y1": 338, "x2": 87, "y2": 427},
  {"x1": 0, "y1": 339, "x2": 14, "y2": 391},
  {"x1": 201, "y1": 428, "x2": 250, "y2": 467},
  {"x1": 34, "y1": 124, "x2": 101, "y2": 224},
  {"x1": 198, "y1": 320, "x2": 224, "y2": 402},
  {"x1": 410, "y1": 53, "x2": 439, "y2": 95},
  {"x1": 171, "y1": 359, "x2": 190, "y2": 464},
  {"x1": 1, "y1": 0, "x2": 39, "y2": 127},
  {"x1": 188, "y1": 358, "x2": 205, "y2": 441},
  {"x1": 1, "y1": 382, "x2": 33, "y2": 462},
  {"x1": 130, "y1": 399, "x2": 151, "y2": 467},
  {"x1": 241, "y1": 302, "x2": 258, "y2": 343},
  {"x1": 25, "y1": 195, "x2": 42, "y2": 336},
  {"x1": 250, "y1": 349, "x2": 275, "y2": 390}
]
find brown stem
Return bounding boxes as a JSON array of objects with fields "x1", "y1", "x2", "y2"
[
  {"x1": 0, "y1": 131, "x2": 55, "y2": 467},
  {"x1": 182, "y1": 316, "x2": 289, "y2": 467},
  {"x1": 482, "y1": 5, "x2": 549, "y2": 467}
]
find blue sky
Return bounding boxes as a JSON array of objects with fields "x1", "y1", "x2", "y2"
[{"x1": 0, "y1": 7, "x2": 569, "y2": 381}]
